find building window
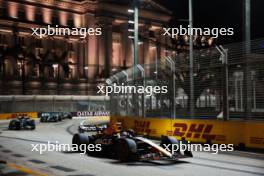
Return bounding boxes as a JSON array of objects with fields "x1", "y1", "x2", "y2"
[
  {"x1": 32, "y1": 65, "x2": 39, "y2": 77},
  {"x1": 36, "y1": 13, "x2": 42, "y2": 24},
  {"x1": 68, "y1": 67, "x2": 73, "y2": 79},
  {"x1": 52, "y1": 64, "x2": 58, "y2": 78},
  {"x1": 18, "y1": 9, "x2": 25, "y2": 21},
  {"x1": 17, "y1": 36, "x2": 25, "y2": 48},
  {"x1": 17, "y1": 61, "x2": 22, "y2": 76},
  {"x1": 0, "y1": 34, "x2": 7, "y2": 47}
]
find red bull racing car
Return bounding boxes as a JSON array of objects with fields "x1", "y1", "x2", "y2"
[{"x1": 72, "y1": 123, "x2": 192, "y2": 162}]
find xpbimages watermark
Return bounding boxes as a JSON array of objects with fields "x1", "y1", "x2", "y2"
[
  {"x1": 31, "y1": 141, "x2": 102, "y2": 155},
  {"x1": 97, "y1": 83, "x2": 168, "y2": 96},
  {"x1": 163, "y1": 25, "x2": 234, "y2": 38},
  {"x1": 163, "y1": 141, "x2": 234, "y2": 154},
  {"x1": 31, "y1": 25, "x2": 102, "y2": 38}
]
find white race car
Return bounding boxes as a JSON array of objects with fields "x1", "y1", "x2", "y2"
[{"x1": 78, "y1": 120, "x2": 107, "y2": 133}]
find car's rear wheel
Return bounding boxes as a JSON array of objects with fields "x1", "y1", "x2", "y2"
[
  {"x1": 160, "y1": 136, "x2": 193, "y2": 157},
  {"x1": 14, "y1": 121, "x2": 21, "y2": 130},
  {"x1": 30, "y1": 123, "x2": 36, "y2": 130},
  {"x1": 160, "y1": 136, "x2": 180, "y2": 153},
  {"x1": 181, "y1": 139, "x2": 193, "y2": 157},
  {"x1": 72, "y1": 133, "x2": 90, "y2": 152},
  {"x1": 8, "y1": 121, "x2": 15, "y2": 130},
  {"x1": 116, "y1": 138, "x2": 137, "y2": 162}
]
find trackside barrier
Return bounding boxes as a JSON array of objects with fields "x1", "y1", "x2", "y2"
[
  {"x1": 0, "y1": 112, "x2": 38, "y2": 120},
  {"x1": 110, "y1": 116, "x2": 264, "y2": 149}
]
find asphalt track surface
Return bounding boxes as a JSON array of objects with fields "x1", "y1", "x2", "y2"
[{"x1": 0, "y1": 118, "x2": 263, "y2": 176}]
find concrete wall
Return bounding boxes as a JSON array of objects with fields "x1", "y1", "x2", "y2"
[{"x1": 0, "y1": 95, "x2": 109, "y2": 113}]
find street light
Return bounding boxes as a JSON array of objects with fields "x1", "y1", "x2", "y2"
[
  {"x1": 127, "y1": 0, "x2": 139, "y2": 80},
  {"x1": 128, "y1": 20, "x2": 135, "y2": 24},
  {"x1": 128, "y1": 9, "x2": 134, "y2": 13},
  {"x1": 52, "y1": 64, "x2": 58, "y2": 68},
  {"x1": 52, "y1": 64, "x2": 59, "y2": 77},
  {"x1": 52, "y1": 63, "x2": 60, "y2": 94}
]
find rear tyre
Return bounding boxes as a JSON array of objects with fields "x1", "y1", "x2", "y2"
[
  {"x1": 8, "y1": 121, "x2": 15, "y2": 130},
  {"x1": 160, "y1": 136, "x2": 193, "y2": 157},
  {"x1": 72, "y1": 133, "x2": 90, "y2": 152},
  {"x1": 116, "y1": 138, "x2": 137, "y2": 162},
  {"x1": 30, "y1": 123, "x2": 36, "y2": 130},
  {"x1": 181, "y1": 139, "x2": 193, "y2": 157},
  {"x1": 54, "y1": 116, "x2": 58, "y2": 122},
  {"x1": 160, "y1": 136, "x2": 180, "y2": 153},
  {"x1": 14, "y1": 121, "x2": 21, "y2": 130}
]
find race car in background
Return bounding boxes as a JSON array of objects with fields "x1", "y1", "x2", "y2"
[
  {"x1": 39, "y1": 112, "x2": 72, "y2": 122},
  {"x1": 39, "y1": 112, "x2": 62, "y2": 122},
  {"x1": 72, "y1": 123, "x2": 192, "y2": 162},
  {"x1": 9, "y1": 116, "x2": 36, "y2": 130},
  {"x1": 78, "y1": 120, "x2": 107, "y2": 133},
  {"x1": 62, "y1": 112, "x2": 72, "y2": 119}
]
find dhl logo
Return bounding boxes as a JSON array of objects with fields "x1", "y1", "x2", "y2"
[
  {"x1": 134, "y1": 120, "x2": 152, "y2": 135},
  {"x1": 173, "y1": 123, "x2": 216, "y2": 140}
]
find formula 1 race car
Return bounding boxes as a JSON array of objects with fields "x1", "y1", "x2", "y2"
[
  {"x1": 62, "y1": 112, "x2": 72, "y2": 119},
  {"x1": 8, "y1": 116, "x2": 36, "y2": 130},
  {"x1": 72, "y1": 123, "x2": 192, "y2": 162},
  {"x1": 78, "y1": 120, "x2": 107, "y2": 133},
  {"x1": 39, "y1": 112, "x2": 62, "y2": 122}
]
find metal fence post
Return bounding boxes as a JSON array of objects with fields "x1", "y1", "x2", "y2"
[
  {"x1": 165, "y1": 57, "x2": 176, "y2": 119},
  {"x1": 106, "y1": 78, "x2": 113, "y2": 115},
  {"x1": 121, "y1": 71, "x2": 129, "y2": 116},
  {"x1": 137, "y1": 64, "x2": 145, "y2": 118},
  {"x1": 189, "y1": 0, "x2": 194, "y2": 119},
  {"x1": 216, "y1": 46, "x2": 229, "y2": 120}
]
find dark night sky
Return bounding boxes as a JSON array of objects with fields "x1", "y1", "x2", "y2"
[{"x1": 156, "y1": 0, "x2": 264, "y2": 44}]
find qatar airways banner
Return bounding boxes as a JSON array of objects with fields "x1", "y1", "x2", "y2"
[{"x1": 72, "y1": 111, "x2": 110, "y2": 117}]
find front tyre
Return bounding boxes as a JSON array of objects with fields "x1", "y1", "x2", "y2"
[{"x1": 116, "y1": 138, "x2": 137, "y2": 162}]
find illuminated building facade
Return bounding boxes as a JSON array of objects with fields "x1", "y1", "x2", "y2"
[{"x1": 0, "y1": 0, "x2": 174, "y2": 95}]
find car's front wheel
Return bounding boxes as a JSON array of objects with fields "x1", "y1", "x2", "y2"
[{"x1": 116, "y1": 138, "x2": 137, "y2": 162}]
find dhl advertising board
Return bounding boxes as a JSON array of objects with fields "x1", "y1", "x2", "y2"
[
  {"x1": 0, "y1": 112, "x2": 38, "y2": 120},
  {"x1": 110, "y1": 116, "x2": 264, "y2": 149}
]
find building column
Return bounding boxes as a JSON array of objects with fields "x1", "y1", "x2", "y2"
[
  {"x1": 156, "y1": 42, "x2": 161, "y2": 61},
  {"x1": 142, "y1": 24, "x2": 150, "y2": 65},
  {"x1": 87, "y1": 14, "x2": 97, "y2": 80},
  {"x1": 97, "y1": 17, "x2": 113, "y2": 78},
  {"x1": 121, "y1": 23, "x2": 129, "y2": 68},
  {"x1": 77, "y1": 40, "x2": 84, "y2": 78},
  {"x1": 157, "y1": 29, "x2": 165, "y2": 60}
]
